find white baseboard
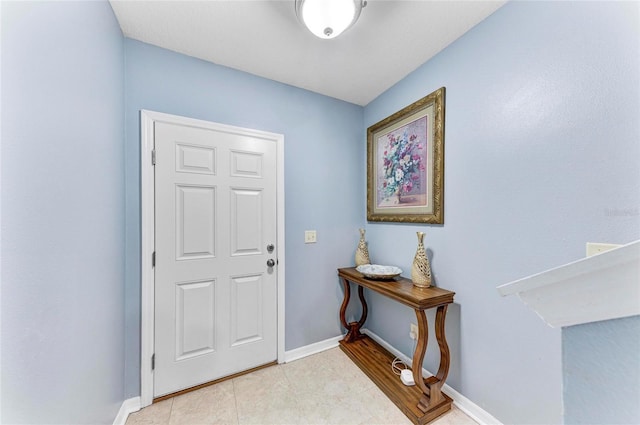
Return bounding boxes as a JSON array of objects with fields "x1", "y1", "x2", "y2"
[
  {"x1": 113, "y1": 397, "x2": 141, "y2": 425},
  {"x1": 283, "y1": 334, "x2": 344, "y2": 363},
  {"x1": 362, "y1": 329, "x2": 503, "y2": 425}
]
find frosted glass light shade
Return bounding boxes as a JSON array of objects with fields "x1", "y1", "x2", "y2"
[{"x1": 295, "y1": 0, "x2": 366, "y2": 39}]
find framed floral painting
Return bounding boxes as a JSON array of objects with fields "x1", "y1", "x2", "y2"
[{"x1": 367, "y1": 87, "x2": 445, "y2": 223}]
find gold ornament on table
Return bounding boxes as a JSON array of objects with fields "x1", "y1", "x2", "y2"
[
  {"x1": 411, "y1": 232, "x2": 432, "y2": 287},
  {"x1": 355, "y1": 228, "x2": 371, "y2": 266}
]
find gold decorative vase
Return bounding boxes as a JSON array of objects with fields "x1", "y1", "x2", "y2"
[
  {"x1": 411, "y1": 232, "x2": 432, "y2": 287},
  {"x1": 355, "y1": 228, "x2": 371, "y2": 266}
]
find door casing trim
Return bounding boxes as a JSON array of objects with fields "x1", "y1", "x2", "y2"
[{"x1": 139, "y1": 110, "x2": 285, "y2": 407}]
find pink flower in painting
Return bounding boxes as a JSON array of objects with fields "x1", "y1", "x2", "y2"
[{"x1": 381, "y1": 130, "x2": 423, "y2": 198}]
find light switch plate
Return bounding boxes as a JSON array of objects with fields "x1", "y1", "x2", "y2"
[{"x1": 305, "y1": 230, "x2": 317, "y2": 244}]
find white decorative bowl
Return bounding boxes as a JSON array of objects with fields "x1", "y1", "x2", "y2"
[{"x1": 356, "y1": 264, "x2": 402, "y2": 280}]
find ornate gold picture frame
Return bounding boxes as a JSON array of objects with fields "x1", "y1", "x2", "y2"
[{"x1": 367, "y1": 87, "x2": 445, "y2": 224}]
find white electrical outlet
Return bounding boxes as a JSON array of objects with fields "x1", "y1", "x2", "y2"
[
  {"x1": 409, "y1": 324, "x2": 418, "y2": 340},
  {"x1": 304, "y1": 230, "x2": 317, "y2": 244}
]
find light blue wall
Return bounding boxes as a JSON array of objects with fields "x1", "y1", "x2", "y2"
[
  {"x1": 4, "y1": 2, "x2": 637, "y2": 422},
  {"x1": 1, "y1": 1, "x2": 125, "y2": 424},
  {"x1": 123, "y1": 40, "x2": 364, "y2": 397},
  {"x1": 363, "y1": 1, "x2": 640, "y2": 424},
  {"x1": 563, "y1": 315, "x2": 640, "y2": 424}
]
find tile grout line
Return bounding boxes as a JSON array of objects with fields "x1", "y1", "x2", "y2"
[
  {"x1": 232, "y1": 375, "x2": 241, "y2": 425},
  {"x1": 167, "y1": 395, "x2": 174, "y2": 424}
]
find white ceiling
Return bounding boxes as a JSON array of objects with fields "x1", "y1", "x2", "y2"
[{"x1": 110, "y1": 0, "x2": 506, "y2": 106}]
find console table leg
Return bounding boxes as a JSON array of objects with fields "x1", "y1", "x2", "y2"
[
  {"x1": 431, "y1": 304, "x2": 451, "y2": 392},
  {"x1": 413, "y1": 309, "x2": 429, "y2": 411},
  {"x1": 339, "y1": 277, "x2": 351, "y2": 330},
  {"x1": 414, "y1": 305, "x2": 451, "y2": 413},
  {"x1": 356, "y1": 285, "x2": 368, "y2": 329},
  {"x1": 339, "y1": 277, "x2": 367, "y2": 342},
  {"x1": 426, "y1": 304, "x2": 450, "y2": 408}
]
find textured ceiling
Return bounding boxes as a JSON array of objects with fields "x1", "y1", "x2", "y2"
[{"x1": 110, "y1": 0, "x2": 506, "y2": 106}]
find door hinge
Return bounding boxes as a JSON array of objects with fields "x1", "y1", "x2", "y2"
[
  {"x1": 152, "y1": 251, "x2": 156, "y2": 268},
  {"x1": 151, "y1": 149, "x2": 156, "y2": 165},
  {"x1": 151, "y1": 353, "x2": 155, "y2": 371}
]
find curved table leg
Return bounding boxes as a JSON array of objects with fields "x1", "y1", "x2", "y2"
[
  {"x1": 340, "y1": 277, "x2": 368, "y2": 342},
  {"x1": 356, "y1": 285, "x2": 368, "y2": 329},
  {"x1": 413, "y1": 310, "x2": 430, "y2": 412},
  {"x1": 429, "y1": 304, "x2": 450, "y2": 404},
  {"x1": 414, "y1": 305, "x2": 451, "y2": 413},
  {"x1": 339, "y1": 277, "x2": 351, "y2": 331}
]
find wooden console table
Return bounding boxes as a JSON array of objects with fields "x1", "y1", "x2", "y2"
[{"x1": 338, "y1": 267, "x2": 455, "y2": 425}]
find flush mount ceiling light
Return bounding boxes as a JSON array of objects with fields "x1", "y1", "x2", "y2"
[{"x1": 295, "y1": 0, "x2": 367, "y2": 39}]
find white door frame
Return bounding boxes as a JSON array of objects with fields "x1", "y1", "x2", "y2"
[{"x1": 139, "y1": 110, "x2": 285, "y2": 408}]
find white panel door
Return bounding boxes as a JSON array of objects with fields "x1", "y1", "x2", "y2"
[{"x1": 154, "y1": 121, "x2": 277, "y2": 397}]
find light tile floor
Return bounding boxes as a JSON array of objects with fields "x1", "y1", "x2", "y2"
[{"x1": 126, "y1": 348, "x2": 477, "y2": 425}]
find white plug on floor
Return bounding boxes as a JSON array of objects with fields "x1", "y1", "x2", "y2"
[{"x1": 400, "y1": 369, "x2": 415, "y2": 386}]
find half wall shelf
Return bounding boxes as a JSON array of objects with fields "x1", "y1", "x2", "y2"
[{"x1": 497, "y1": 240, "x2": 640, "y2": 328}]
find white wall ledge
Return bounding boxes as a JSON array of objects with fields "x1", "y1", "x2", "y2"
[{"x1": 497, "y1": 240, "x2": 640, "y2": 328}]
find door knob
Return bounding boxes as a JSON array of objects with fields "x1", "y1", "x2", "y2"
[{"x1": 267, "y1": 259, "x2": 275, "y2": 267}]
